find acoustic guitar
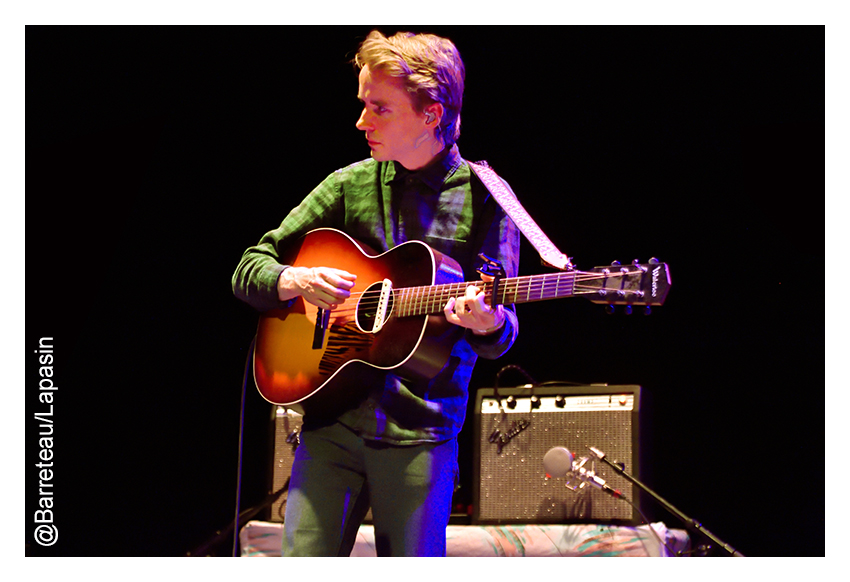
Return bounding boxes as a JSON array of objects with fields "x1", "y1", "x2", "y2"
[{"x1": 252, "y1": 228, "x2": 670, "y2": 414}]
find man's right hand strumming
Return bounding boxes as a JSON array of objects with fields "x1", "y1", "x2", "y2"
[{"x1": 277, "y1": 266, "x2": 357, "y2": 310}]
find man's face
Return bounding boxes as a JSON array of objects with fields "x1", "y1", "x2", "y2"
[{"x1": 356, "y1": 65, "x2": 434, "y2": 170}]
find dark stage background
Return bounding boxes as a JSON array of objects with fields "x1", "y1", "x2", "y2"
[{"x1": 25, "y1": 25, "x2": 824, "y2": 557}]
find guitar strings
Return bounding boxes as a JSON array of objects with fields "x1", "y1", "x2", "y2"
[{"x1": 317, "y1": 270, "x2": 642, "y2": 319}]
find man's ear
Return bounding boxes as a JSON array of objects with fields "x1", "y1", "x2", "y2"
[{"x1": 423, "y1": 103, "x2": 444, "y2": 126}]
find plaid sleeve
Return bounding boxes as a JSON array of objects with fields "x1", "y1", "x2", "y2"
[{"x1": 231, "y1": 172, "x2": 344, "y2": 312}]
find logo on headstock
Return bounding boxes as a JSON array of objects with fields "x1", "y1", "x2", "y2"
[{"x1": 651, "y1": 265, "x2": 662, "y2": 298}]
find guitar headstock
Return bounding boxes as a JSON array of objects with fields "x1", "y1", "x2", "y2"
[{"x1": 582, "y1": 259, "x2": 671, "y2": 309}]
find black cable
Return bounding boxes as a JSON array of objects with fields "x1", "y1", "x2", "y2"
[
  {"x1": 492, "y1": 364, "x2": 536, "y2": 413},
  {"x1": 231, "y1": 336, "x2": 255, "y2": 557},
  {"x1": 493, "y1": 364, "x2": 536, "y2": 389}
]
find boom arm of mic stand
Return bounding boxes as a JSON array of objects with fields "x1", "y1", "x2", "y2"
[
  {"x1": 186, "y1": 478, "x2": 290, "y2": 557},
  {"x1": 589, "y1": 447, "x2": 744, "y2": 557}
]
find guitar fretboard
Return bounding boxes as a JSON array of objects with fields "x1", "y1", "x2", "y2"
[{"x1": 394, "y1": 271, "x2": 581, "y2": 317}]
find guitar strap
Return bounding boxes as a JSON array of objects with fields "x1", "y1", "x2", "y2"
[{"x1": 467, "y1": 160, "x2": 572, "y2": 270}]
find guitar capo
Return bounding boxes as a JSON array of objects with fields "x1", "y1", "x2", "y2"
[{"x1": 476, "y1": 253, "x2": 506, "y2": 309}]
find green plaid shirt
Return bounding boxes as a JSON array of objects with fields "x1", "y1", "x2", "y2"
[{"x1": 233, "y1": 145, "x2": 520, "y2": 444}]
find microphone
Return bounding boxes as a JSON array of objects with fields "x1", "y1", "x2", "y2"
[
  {"x1": 542, "y1": 446, "x2": 574, "y2": 478},
  {"x1": 543, "y1": 446, "x2": 624, "y2": 499}
]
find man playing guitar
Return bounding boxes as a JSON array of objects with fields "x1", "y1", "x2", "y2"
[{"x1": 232, "y1": 30, "x2": 520, "y2": 557}]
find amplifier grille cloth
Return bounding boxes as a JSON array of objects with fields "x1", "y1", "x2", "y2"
[
  {"x1": 269, "y1": 407, "x2": 302, "y2": 522},
  {"x1": 476, "y1": 390, "x2": 638, "y2": 524}
]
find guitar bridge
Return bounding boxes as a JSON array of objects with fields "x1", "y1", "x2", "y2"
[{"x1": 371, "y1": 279, "x2": 393, "y2": 333}]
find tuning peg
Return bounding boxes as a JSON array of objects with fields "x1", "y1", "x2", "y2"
[
  {"x1": 605, "y1": 304, "x2": 616, "y2": 315},
  {"x1": 624, "y1": 305, "x2": 633, "y2": 315},
  {"x1": 610, "y1": 260, "x2": 621, "y2": 266},
  {"x1": 649, "y1": 257, "x2": 660, "y2": 264},
  {"x1": 644, "y1": 305, "x2": 652, "y2": 316}
]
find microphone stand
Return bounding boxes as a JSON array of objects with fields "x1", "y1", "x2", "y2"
[
  {"x1": 589, "y1": 447, "x2": 744, "y2": 557},
  {"x1": 186, "y1": 478, "x2": 290, "y2": 557}
]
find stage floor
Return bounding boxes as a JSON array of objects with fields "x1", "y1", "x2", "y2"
[{"x1": 240, "y1": 520, "x2": 691, "y2": 557}]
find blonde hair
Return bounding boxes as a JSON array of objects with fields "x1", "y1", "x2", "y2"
[{"x1": 354, "y1": 30, "x2": 465, "y2": 147}]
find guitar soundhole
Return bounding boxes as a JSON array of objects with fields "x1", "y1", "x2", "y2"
[{"x1": 355, "y1": 281, "x2": 395, "y2": 333}]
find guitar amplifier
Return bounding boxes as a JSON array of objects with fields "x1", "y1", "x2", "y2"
[
  {"x1": 268, "y1": 406, "x2": 303, "y2": 522},
  {"x1": 472, "y1": 384, "x2": 641, "y2": 524}
]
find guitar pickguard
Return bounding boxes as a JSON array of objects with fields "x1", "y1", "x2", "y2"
[{"x1": 318, "y1": 321, "x2": 374, "y2": 376}]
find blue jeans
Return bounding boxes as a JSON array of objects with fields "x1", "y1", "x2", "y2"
[{"x1": 281, "y1": 421, "x2": 458, "y2": 557}]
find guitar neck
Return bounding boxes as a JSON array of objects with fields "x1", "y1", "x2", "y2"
[
  {"x1": 394, "y1": 271, "x2": 580, "y2": 317},
  {"x1": 393, "y1": 260, "x2": 669, "y2": 317}
]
